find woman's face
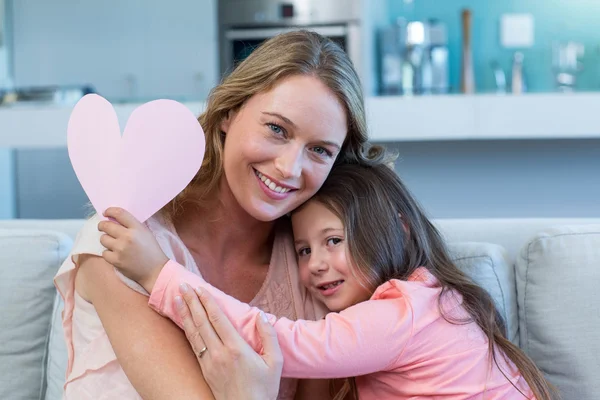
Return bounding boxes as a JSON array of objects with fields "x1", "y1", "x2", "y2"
[{"x1": 221, "y1": 75, "x2": 348, "y2": 221}]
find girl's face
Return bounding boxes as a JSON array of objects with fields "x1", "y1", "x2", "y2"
[
  {"x1": 292, "y1": 200, "x2": 372, "y2": 312},
  {"x1": 220, "y1": 75, "x2": 348, "y2": 222}
]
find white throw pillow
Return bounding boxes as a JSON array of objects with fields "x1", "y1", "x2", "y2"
[
  {"x1": 516, "y1": 224, "x2": 600, "y2": 400},
  {"x1": 44, "y1": 293, "x2": 68, "y2": 400},
  {"x1": 0, "y1": 230, "x2": 71, "y2": 400}
]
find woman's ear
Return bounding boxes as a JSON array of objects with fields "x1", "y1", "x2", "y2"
[{"x1": 220, "y1": 110, "x2": 234, "y2": 133}]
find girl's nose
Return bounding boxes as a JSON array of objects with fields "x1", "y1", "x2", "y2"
[{"x1": 308, "y1": 253, "x2": 328, "y2": 275}]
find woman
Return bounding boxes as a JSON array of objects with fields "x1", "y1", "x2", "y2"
[{"x1": 54, "y1": 30, "x2": 381, "y2": 399}]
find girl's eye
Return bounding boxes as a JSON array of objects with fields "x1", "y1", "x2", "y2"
[
  {"x1": 312, "y1": 146, "x2": 333, "y2": 158},
  {"x1": 268, "y1": 123, "x2": 286, "y2": 137},
  {"x1": 297, "y1": 247, "x2": 311, "y2": 257},
  {"x1": 327, "y1": 237, "x2": 342, "y2": 246}
]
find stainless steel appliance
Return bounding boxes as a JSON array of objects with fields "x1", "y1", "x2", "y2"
[
  {"x1": 552, "y1": 41, "x2": 584, "y2": 92},
  {"x1": 218, "y1": 0, "x2": 386, "y2": 96},
  {"x1": 379, "y1": 18, "x2": 449, "y2": 95}
]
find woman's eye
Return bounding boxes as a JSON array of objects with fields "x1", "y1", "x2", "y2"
[
  {"x1": 312, "y1": 146, "x2": 333, "y2": 157},
  {"x1": 268, "y1": 123, "x2": 285, "y2": 136},
  {"x1": 327, "y1": 238, "x2": 342, "y2": 246},
  {"x1": 297, "y1": 247, "x2": 311, "y2": 256}
]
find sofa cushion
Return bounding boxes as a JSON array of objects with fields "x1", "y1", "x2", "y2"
[
  {"x1": 516, "y1": 224, "x2": 600, "y2": 400},
  {"x1": 44, "y1": 293, "x2": 68, "y2": 400},
  {"x1": 0, "y1": 229, "x2": 72, "y2": 400},
  {"x1": 447, "y1": 242, "x2": 518, "y2": 344}
]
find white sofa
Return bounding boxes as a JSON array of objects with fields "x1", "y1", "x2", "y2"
[{"x1": 1, "y1": 218, "x2": 599, "y2": 400}]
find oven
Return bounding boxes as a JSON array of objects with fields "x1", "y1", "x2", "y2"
[{"x1": 218, "y1": 0, "x2": 367, "y2": 91}]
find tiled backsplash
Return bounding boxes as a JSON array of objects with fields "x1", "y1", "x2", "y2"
[{"x1": 388, "y1": 0, "x2": 600, "y2": 93}]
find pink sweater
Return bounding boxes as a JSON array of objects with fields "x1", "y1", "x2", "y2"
[{"x1": 150, "y1": 261, "x2": 535, "y2": 400}]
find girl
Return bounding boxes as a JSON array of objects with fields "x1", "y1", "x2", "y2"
[{"x1": 101, "y1": 162, "x2": 555, "y2": 400}]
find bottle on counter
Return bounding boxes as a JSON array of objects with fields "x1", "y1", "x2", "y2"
[
  {"x1": 428, "y1": 19, "x2": 449, "y2": 94},
  {"x1": 460, "y1": 9, "x2": 476, "y2": 94},
  {"x1": 511, "y1": 52, "x2": 526, "y2": 94},
  {"x1": 378, "y1": 18, "x2": 406, "y2": 95}
]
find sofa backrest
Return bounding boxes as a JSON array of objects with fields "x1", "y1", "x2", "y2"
[
  {"x1": 4, "y1": 217, "x2": 599, "y2": 262},
  {"x1": 434, "y1": 218, "x2": 600, "y2": 261},
  {"x1": 0, "y1": 219, "x2": 84, "y2": 242}
]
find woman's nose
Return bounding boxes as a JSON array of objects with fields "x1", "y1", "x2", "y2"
[{"x1": 274, "y1": 144, "x2": 303, "y2": 180}]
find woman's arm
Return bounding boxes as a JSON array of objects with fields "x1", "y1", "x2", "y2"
[
  {"x1": 151, "y1": 261, "x2": 413, "y2": 379},
  {"x1": 77, "y1": 255, "x2": 215, "y2": 400},
  {"x1": 175, "y1": 281, "x2": 284, "y2": 400}
]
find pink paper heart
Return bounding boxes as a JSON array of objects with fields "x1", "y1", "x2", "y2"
[{"x1": 68, "y1": 94, "x2": 205, "y2": 223}]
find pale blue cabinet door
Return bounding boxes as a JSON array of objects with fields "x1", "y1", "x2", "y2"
[{"x1": 15, "y1": 148, "x2": 89, "y2": 219}]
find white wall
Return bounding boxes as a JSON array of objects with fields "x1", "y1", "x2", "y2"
[
  {"x1": 0, "y1": 48, "x2": 8, "y2": 87},
  {"x1": 387, "y1": 139, "x2": 600, "y2": 218},
  {"x1": 10, "y1": 0, "x2": 218, "y2": 101},
  {"x1": 0, "y1": 149, "x2": 15, "y2": 218},
  {"x1": 11, "y1": 139, "x2": 600, "y2": 219}
]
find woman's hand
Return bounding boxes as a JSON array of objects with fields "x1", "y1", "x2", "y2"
[
  {"x1": 98, "y1": 207, "x2": 169, "y2": 292},
  {"x1": 177, "y1": 283, "x2": 283, "y2": 400}
]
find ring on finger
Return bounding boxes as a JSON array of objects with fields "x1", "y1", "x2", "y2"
[{"x1": 196, "y1": 346, "x2": 208, "y2": 359}]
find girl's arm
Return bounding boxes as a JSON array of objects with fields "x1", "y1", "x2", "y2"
[
  {"x1": 77, "y1": 255, "x2": 215, "y2": 400},
  {"x1": 150, "y1": 260, "x2": 413, "y2": 379}
]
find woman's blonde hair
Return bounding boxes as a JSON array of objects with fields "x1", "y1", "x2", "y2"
[{"x1": 163, "y1": 30, "x2": 381, "y2": 219}]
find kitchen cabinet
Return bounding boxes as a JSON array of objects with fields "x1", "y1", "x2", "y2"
[{"x1": 10, "y1": 0, "x2": 217, "y2": 101}]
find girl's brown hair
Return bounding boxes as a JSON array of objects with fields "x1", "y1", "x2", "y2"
[
  {"x1": 163, "y1": 30, "x2": 383, "y2": 219},
  {"x1": 310, "y1": 163, "x2": 556, "y2": 400}
]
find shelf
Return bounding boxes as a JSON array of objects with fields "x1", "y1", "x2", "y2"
[{"x1": 2, "y1": 93, "x2": 600, "y2": 148}]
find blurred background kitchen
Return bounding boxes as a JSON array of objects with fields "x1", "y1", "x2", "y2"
[{"x1": 0, "y1": 0, "x2": 598, "y2": 220}]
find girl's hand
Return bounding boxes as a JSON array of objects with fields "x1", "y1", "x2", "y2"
[
  {"x1": 98, "y1": 207, "x2": 169, "y2": 292},
  {"x1": 177, "y1": 284, "x2": 283, "y2": 400}
]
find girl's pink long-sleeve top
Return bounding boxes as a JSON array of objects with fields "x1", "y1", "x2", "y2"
[{"x1": 149, "y1": 260, "x2": 534, "y2": 399}]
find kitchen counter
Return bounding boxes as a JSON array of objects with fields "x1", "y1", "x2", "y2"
[
  {"x1": 2, "y1": 93, "x2": 600, "y2": 148},
  {"x1": 367, "y1": 93, "x2": 600, "y2": 141}
]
